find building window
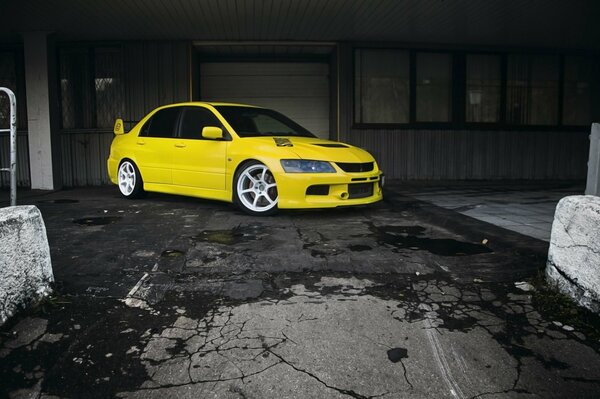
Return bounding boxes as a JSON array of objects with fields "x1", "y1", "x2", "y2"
[
  {"x1": 563, "y1": 56, "x2": 593, "y2": 126},
  {"x1": 416, "y1": 52, "x2": 452, "y2": 122},
  {"x1": 506, "y1": 54, "x2": 560, "y2": 125},
  {"x1": 0, "y1": 50, "x2": 27, "y2": 130},
  {"x1": 59, "y1": 46, "x2": 124, "y2": 129},
  {"x1": 466, "y1": 54, "x2": 501, "y2": 123},
  {"x1": 354, "y1": 49, "x2": 410, "y2": 124},
  {"x1": 354, "y1": 47, "x2": 596, "y2": 129},
  {"x1": 0, "y1": 52, "x2": 17, "y2": 130}
]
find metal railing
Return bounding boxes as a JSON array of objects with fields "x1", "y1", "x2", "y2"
[{"x1": 0, "y1": 87, "x2": 17, "y2": 206}]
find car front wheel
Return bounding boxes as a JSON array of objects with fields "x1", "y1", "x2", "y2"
[
  {"x1": 118, "y1": 160, "x2": 145, "y2": 199},
  {"x1": 234, "y1": 161, "x2": 278, "y2": 215}
]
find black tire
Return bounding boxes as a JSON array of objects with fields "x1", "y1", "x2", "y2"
[
  {"x1": 233, "y1": 161, "x2": 279, "y2": 216},
  {"x1": 117, "y1": 160, "x2": 145, "y2": 199}
]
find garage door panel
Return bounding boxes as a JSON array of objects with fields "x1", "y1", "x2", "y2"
[
  {"x1": 200, "y1": 62, "x2": 330, "y2": 139},
  {"x1": 201, "y1": 62, "x2": 329, "y2": 76},
  {"x1": 202, "y1": 76, "x2": 329, "y2": 98},
  {"x1": 208, "y1": 97, "x2": 330, "y2": 120}
]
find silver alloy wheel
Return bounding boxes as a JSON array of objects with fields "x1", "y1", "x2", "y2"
[
  {"x1": 236, "y1": 164, "x2": 278, "y2": 213},
  {"x1": 118, "y1": 161, "x2": 137, "y2": 196}
]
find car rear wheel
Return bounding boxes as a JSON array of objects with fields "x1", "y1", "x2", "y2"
[
  {"x1": 234, "y1": 161, "x2": 278, "y2": 215},
  {"x1": 118, "y1": 160, "x2": 145, "y2": 199}
]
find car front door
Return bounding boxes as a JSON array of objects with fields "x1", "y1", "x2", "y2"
[
  {"x1": 171, "y1": 106, "x2": 228, "y2": 191},
  {"x1": 134, "y1": 106, "x2": 180, "y2": 185}
]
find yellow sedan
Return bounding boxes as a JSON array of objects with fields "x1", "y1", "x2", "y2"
[{"x1": 107, "y1": 102, "x2": 383, "y2": 215}]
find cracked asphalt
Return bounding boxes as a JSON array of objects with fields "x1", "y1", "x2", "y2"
[{"x1": 1, "y1": 184, "x2": 600, "y2": 398}]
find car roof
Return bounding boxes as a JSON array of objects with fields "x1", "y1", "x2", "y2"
[{"x1": 161, "y1": 101, "x2": 260, "y2": 108}]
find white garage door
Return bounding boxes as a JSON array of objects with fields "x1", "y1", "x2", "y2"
[{"x1": 200, "y1": 62, "x2": 330, "y2": 139}]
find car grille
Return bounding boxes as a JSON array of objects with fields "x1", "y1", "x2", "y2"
[
  {"x1": 335, "y1": 162, "x2": 374, "y2": 173},
  {"x1": 348, "y1": 183, "x2": 373, "y2": 199}
]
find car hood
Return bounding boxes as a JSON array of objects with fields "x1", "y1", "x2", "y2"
[{"x1": 242, "y1": 136, "x2": 376, "y2": 163}]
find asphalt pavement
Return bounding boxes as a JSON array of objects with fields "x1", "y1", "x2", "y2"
[{"x1": 1, "y1": 183, "x2": 599, "y2": 398}]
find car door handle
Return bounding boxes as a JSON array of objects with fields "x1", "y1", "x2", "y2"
[
  {"x1": 136, "y1": 141, "x2": 145, "y2": 146},
  {"x1": 174, "y1": 143, "x2": 187, "y2": 148}
]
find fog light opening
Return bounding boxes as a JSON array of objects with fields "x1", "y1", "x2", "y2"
[{"x1": 340, "y1": 192, "x2": 349, "y2": 199}]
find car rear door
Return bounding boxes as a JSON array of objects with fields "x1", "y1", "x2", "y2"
[
  {"x1": 134, "y1": 106, "x2": 180, "y2": 184},
  {"x1": 171, "y1": 106, "x2": 228, "y2": 191}
]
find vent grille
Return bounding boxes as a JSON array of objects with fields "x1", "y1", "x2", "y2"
[
  {"x1": 348, "y1": 183, "x2": 373, "y2": 199},
  {"x1": 306, "y1": 185, "x2": 329, "y2": 196},
  {"x1": 335, "y1": 162, "x2": 374, "y2": 173},
  {"x1": 313, "y1": 143, "x2": 349, "y2": 148}
]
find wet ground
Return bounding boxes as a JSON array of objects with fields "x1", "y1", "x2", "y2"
[{"x1": 1, "y1": 184, "x2": 600, "y2": 398}]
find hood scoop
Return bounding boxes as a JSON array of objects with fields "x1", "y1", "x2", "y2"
[
  {"x1": 273, "y1": 137, "x2": 293, "y2": 147},
  {"x1": 312, "y1": 143, "x2": 349, "y2": 148}
]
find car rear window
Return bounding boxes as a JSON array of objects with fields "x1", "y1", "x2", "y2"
[{"x1": 142, "y1": 107, "x2": 180, "y2": 138}]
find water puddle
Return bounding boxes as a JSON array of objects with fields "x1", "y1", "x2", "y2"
[
  {"x1": 369, "y1": 224, "x2": 492, "y2": 256},
  {"x1": 348, "y1": 244, "x2": 372, "y2": 252},
  {"x1": 387, "y1": 347, "x2": 408, "y2": 363},
  {"x1": 161, "y1": 249, "x2": 185, "y2": 258},
  {"x1": 193, "y1": 224, "x2": 264, "y2": 245},
  {"x1": 73, "y1": 216, "x2": 122, "y2": 226},
  {"x1": 39, "y1": 199, "x2": 79, "y2": 204}
]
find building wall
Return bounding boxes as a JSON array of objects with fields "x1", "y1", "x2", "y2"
[
  {"x1": 337, "y1": 43, "x2": 590, "y2": 180},
  {"x1": 345, "y1": 128, "x2": 588, "y2": 180},
  {"x1": 60, "y1": 41, "x2": 190, "y2": 187},
  {"x1": 2, "y1": 40, "x2": 592, "y2": 188}
]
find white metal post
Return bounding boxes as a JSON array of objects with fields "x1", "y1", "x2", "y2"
[
  {"x1": 0, "y1": 87, "x2": 17, "y2": 206},
  {"x1": 586, "y1": 123, "x2": 600, "y2": 197}
]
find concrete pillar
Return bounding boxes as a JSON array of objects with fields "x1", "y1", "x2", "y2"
[
  {"x1": 586, "y1": 123, "x2": 600, "y2": 196},
  {"x1": 22, "y1": 32, "x2": 61, "y2": 190}
]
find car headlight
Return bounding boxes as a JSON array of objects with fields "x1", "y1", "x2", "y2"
[{"x1": 280, "y1": 159, "x2": 336, "y2": 173}]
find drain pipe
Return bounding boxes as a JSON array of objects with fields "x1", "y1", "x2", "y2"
[{"x1": 586, "y1": 123, "x2": 600, "y2": 196}]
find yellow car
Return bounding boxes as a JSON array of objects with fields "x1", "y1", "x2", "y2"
[{"x1": 107, "y1": 102, "x2": 383, "y2": 215}]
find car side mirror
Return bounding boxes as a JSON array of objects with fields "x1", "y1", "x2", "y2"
[
  {"x1": 202, "y1": 126, "x2": 224, "y2": 140},
  {"x1": 114, "y1": 118, "x2": 125, "y2": 135}
]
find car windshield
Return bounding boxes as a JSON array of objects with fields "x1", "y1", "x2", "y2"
[{"x1": 215, "y1": 106, "x2": 315, "y2": 138}]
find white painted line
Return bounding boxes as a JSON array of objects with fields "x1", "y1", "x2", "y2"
[
  {"x1": 126, "y1": 272, "x2": 149, "y2": 298},
  {"x1": 425, "y1": 319, "x2": 465, "y2": 399}
]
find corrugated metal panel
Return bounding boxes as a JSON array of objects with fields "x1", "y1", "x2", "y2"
[
  {"x1": 345, "y1": 128, "x2": 589, "y2": 180},
  {"x1": 123, "y1": 41, "x2": 190, "y2": 122},
  {"x1": 60, "y1": 131, "x2": 114, "y2": 187},
  {"x1": 200, "y1": 62, "x2": 330, "y2": 139},
  {"x1": 0, "y1": 132, "x2": 30, "y2": 187}
]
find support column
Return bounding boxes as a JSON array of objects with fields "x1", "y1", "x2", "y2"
[
  {"x1": 586, "y1": 123, "x2": 600, "y2": 196},
  {"x1": 23, "y1": 32, "x2": 61, "y2": 190}
]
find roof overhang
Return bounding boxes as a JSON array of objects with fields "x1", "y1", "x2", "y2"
[{"x1": 1, "y1": 0, "x2": 599, "y2": 50}]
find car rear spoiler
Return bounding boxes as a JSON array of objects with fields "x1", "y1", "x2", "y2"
[{"x1": 113, "y1": 119, "x2": 139, "y2": 135}]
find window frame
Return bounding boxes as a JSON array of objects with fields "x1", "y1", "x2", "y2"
[
  {"x1": 176, "y1": 106, "x2": 229, "y2": 141},
  {"x1": 352, "y1": 46, "x2": 595, "y2": 132},
  {"x1": 139, "y1": 106, "x2": 182, "y2": 139},
  {"x1": 0, "y1": 46, "x2": 28, "y2": 130},
  {"x1": 57, "y1": 43, "x2": 125, "y2": 132}
]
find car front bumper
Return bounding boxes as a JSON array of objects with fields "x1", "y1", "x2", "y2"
[{"x1": 275, "y1": 170, "x2": 384, "y2": 209}]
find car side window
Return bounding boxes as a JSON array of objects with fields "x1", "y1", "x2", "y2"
[
  {"x1": 178, "y1": 107, "x2": 222, "y2": 139},
  {"x1": 141, "y1": 107, "x2": 180, "y2": 138}
]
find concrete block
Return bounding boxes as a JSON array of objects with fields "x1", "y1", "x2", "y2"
[
  {"x1": 546, "y1": 196, "x2": 600, "y2": 312},
  {"x1": 0, "y1": 206, "x2": 54, "y2": 326}
]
